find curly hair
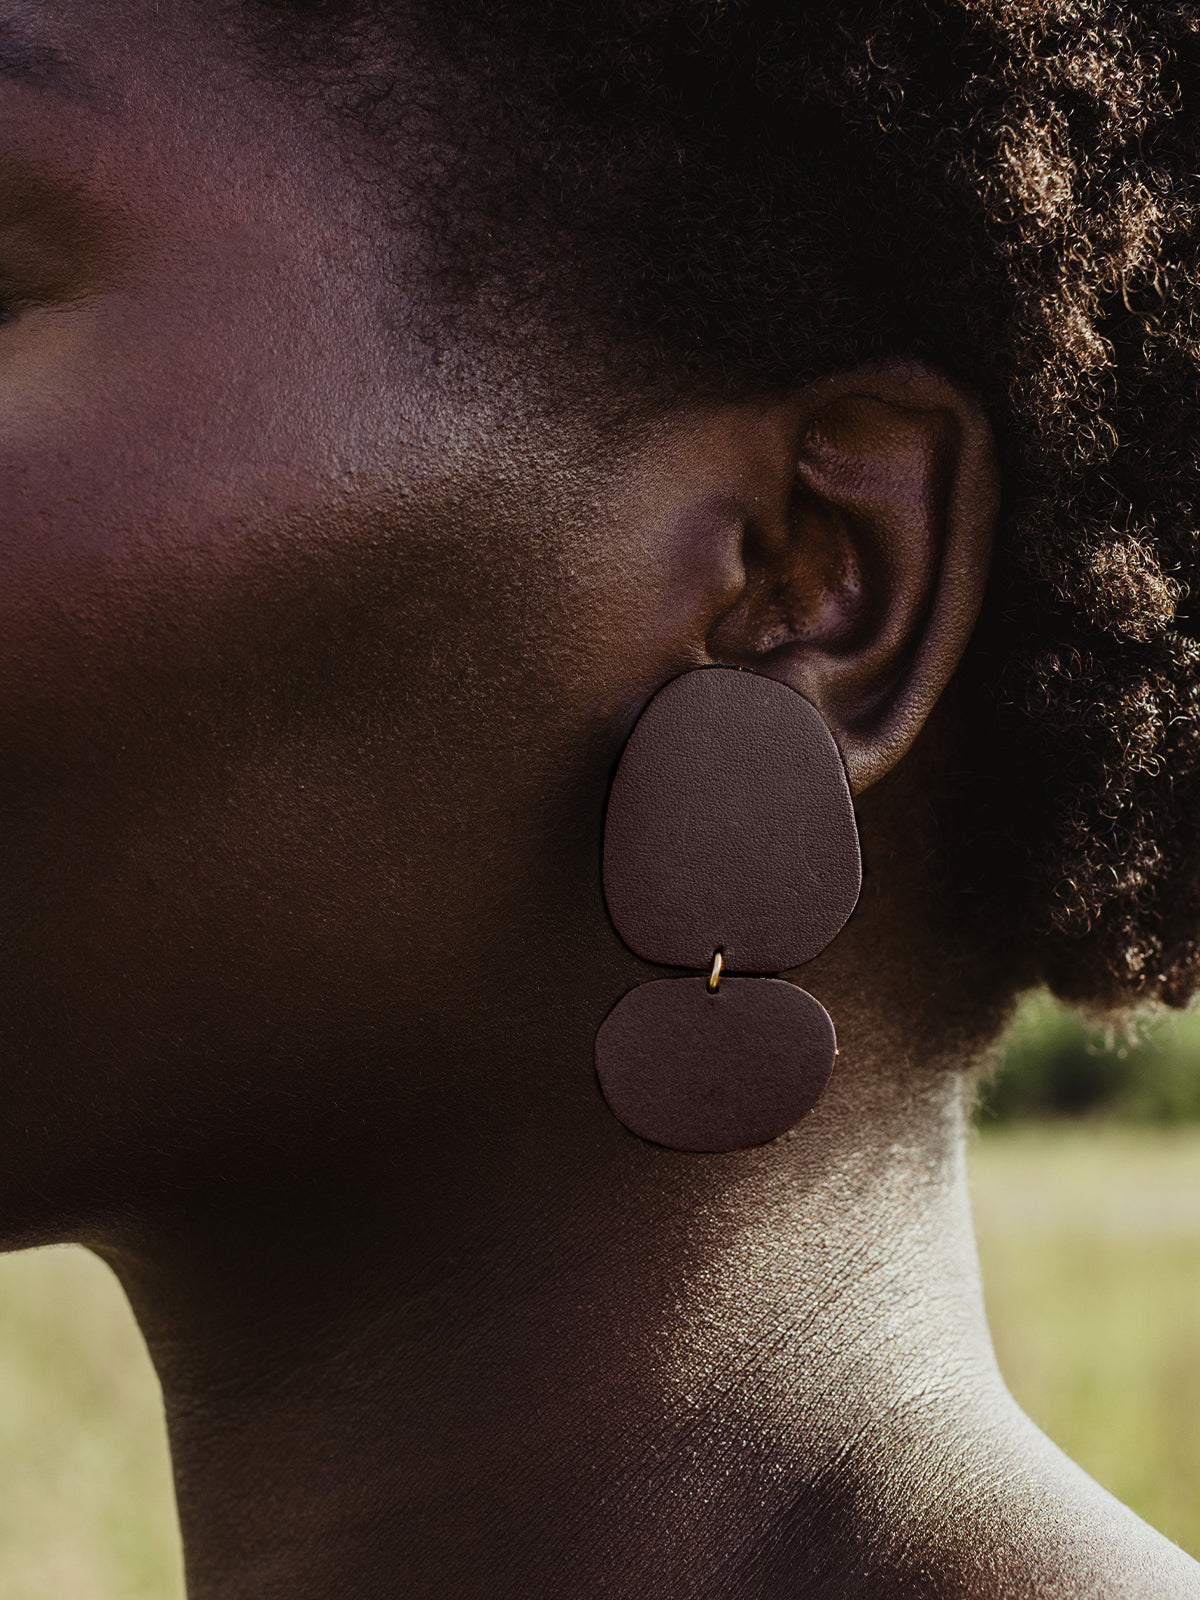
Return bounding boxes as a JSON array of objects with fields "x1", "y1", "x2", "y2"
[{"x1": 238, "y1": 0, "x2": 1200, "y2": 1012}]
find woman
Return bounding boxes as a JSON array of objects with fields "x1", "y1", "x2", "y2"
[{"x1": 3, "y1": 0, "x2": 1199, "y2": 1594}]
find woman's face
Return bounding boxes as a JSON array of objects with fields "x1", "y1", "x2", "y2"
[{"x1": 0, "y1": 0, "x2": 738, "y2": 1240}]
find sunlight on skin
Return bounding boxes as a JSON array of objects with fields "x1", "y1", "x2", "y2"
[{"x1": 0, "y1": 1128, "x2": 1195, "y2": 1598}]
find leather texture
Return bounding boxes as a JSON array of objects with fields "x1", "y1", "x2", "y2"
[
  {"x1": 595, "y1": 976, "x2": 836, "y2": 1152},
  {"x1": 602, "y1": 669, "x2": 861, "y2": 972}
]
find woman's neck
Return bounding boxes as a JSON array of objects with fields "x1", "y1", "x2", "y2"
[{"x1": 101, "y1": 1040, "x2": 1197, "y2": 1598}]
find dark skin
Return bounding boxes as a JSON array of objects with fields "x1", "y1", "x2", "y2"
[{"x1": 2, "y1": 3, "x2": 1199, "y2": 1596}]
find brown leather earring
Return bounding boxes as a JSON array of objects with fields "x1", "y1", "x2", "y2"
[{"x1": 596, "y1": 668, "x2": 862, "y2": 1152}]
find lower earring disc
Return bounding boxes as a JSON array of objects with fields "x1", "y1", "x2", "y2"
[{"x1": 595, "y1": 976, "x2": 835, "y2": 1153}]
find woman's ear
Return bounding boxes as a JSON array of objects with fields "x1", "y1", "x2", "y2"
[{"x1": 705, "y1": 364, "x2": 999, "y2": 792}]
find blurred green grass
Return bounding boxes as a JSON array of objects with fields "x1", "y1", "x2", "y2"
[
  {"x1": 972, "y1": 1123, "x2": 1200, "y2": 1561},
  {"x1": 0, "y1": 1248, "x2": 183, "y2": 1600},
  {"x1": 973, "y1": 994, "x2": 1200, "y2": 1558},
  {"x1": 0, "y1": 995, "x2": 1198, "y2": 1594}
]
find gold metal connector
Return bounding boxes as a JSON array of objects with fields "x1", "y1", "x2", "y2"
[{"x1": 707, "y1": 949, "x2": 723, "y2": 993}]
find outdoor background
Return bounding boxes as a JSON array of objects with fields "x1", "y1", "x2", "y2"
[{"x1": 0, "y1": 994, "x2": 1198, "y2": 1597}]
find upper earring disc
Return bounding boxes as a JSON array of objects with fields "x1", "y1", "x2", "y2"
[{"x1": 602, "y1": 669, "x2": 861, "y2": 973}]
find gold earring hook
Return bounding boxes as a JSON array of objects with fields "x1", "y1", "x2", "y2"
[{"x1": 707, "y1": 950, "x2": 723, "y2": 993}]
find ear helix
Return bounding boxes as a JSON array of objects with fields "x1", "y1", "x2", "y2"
[{"x1": 595, "y1": 668, "x2": 862, "y2": 1152}]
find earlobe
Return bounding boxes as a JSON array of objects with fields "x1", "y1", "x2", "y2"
[{"x1": 707, "y1": 367, "x2": 999, "y2": 793}]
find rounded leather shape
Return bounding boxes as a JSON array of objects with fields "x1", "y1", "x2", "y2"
[
  {"x1": 595, "y1": 976, "x2": 836, "y2": 1151},
  {"x1": 602, "y1": 669, "x2": 861, "y2": 972}
]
